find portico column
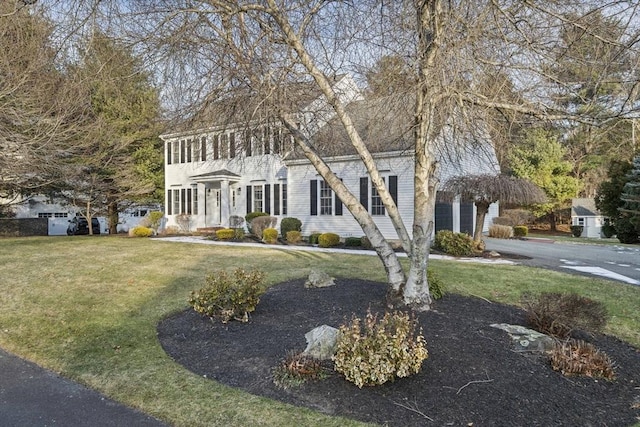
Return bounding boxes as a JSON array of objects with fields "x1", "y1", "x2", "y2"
[
  {"x1": 196, "y1": 183, "x2": 206, "y2": 228},
  {"x1": 220, "y1": 179, "x2": 230, "y2": 227}
]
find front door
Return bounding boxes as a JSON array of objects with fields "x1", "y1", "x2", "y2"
[{"x1": 211, "y1": 189, "x2": 221, "y2": 225}]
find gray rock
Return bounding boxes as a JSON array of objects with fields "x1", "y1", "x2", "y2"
[
  {"x1": 303, "y1": 325, "x2": 340, "y2": 360},
  {"x1": 304, "y1": 269, "x2": 336, "y2": 288},
  {"x1": 490, "y1": 323, "x2": 555, "y2": 353},
  {"x1": 488, "y1": 250, "x2": 501, "y2": 258}
]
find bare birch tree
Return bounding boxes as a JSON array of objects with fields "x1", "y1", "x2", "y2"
[{"x1": 46, "y1": 0, "x2": 640, "y2": 310}]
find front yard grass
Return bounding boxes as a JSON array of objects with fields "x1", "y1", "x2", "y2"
[{"x1": 0, "y1": 236, "x2": 638, "y2": 426}]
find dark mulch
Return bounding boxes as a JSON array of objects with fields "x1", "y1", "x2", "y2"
[{"x1": 157, "y1": 279, "x2": 640, "y2": 426}]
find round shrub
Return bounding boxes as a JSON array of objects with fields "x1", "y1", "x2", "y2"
[
  {"x1": 130, "y1": 226, "x2": 153, "y2": 237},
  {"x1": 308, "y1": 233, "x2": 322, "y2": 245},
  {"x1": 570, "y1": 225, "x2": 584, "y2": 237},
  {"x1": 513, "y1": 225, "x2": 528, "y2": 237},
  {"x1": 344, "y1": 237, "x2": 363, "y2": 247},
  {"x1": 286, "y1": 230, "x2": 302, "y2": 244},
  {"x1": 189, "y1": 268, "x2": 266, "y2": 323},
  {"x1": 433, "y1": 230, "x2": 474, "y2": 257},
  {"x1": 245, "y1": 211, "x2": 269, "y2": 223},
  {"x1": 601, "y1": 223, "x2": 615, "y2": 238},
  {"x1": 318, "y1": 232, "x2": 340, "y2": 248},
  {"x1": 216, "y1": 228, "x2": 235, "y2": 240},
  {"x1": 251, "y1": 216, "x2": 277, "y2": 237},
  {"x1": 280, "y1": 217, "x2": 302, "y2": 237},
  {"x1": 333, "y1": 310, "x2": 428, "y2": 388},
  {"x1": 263, "y1": 227, "x2": 278, "y2": 244}
]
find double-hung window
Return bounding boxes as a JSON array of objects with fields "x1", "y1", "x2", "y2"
[{"x1": 320, "y1": 180, "x2": 333, "y2": 215}]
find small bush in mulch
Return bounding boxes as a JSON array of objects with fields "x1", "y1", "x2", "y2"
[
  {"x1": 333, "y1": 310, "x2": 428, "y2": 388},
  {"x1": 272, "y1": 351, "x2": 328, "y2": 389},
  {"x1": 549, "y1": 339, "x2": 616, "y2": 380},
  {"x1": 188, "y1": 268, "x2": 265, "y2": 323},
  {"x1": 522, "y1": 292, "x2": 609, "y2": 339}
]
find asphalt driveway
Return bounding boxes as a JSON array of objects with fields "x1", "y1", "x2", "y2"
[{"x1": 484, "y1": 237, "x2": 640, "y2": 286}]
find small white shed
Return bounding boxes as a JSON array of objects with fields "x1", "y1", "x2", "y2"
[{"x1": 571, "y1": 198, "x2": 605, "y2": 238}]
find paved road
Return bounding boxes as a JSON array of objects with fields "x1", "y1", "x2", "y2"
[
  {"x1": 484, "y1": 237, "x2": 640, "y2": 285},
  {"x1": 0, "y1": 348, "x2": 167, "y2": 427}
]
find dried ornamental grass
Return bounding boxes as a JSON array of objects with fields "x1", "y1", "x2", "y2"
[{"x1": 549, "y1": 340, "x2": 616, "y2": 380}]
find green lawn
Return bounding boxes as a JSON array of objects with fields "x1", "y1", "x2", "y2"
[{"x1": 0, "y1": 236, "x2": 638, "y2": 426}]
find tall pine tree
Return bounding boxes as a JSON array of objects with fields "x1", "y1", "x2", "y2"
[{"x1": 618, "y1": 156, "x2": 640, "y2": 243}]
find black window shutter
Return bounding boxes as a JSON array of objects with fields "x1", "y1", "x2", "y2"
[
  {"x1": 246, "y1": 186, "x2": 252, "y2": 213},
  {"x1": 265, "y1": 184, "x2": 271, "y2": 214},
  {"x1": 166, "y1": 142, "x2": 172, "y2": 165},
  {"x1": 359, "y1": 177, "x2": 368, "y2": 211},
  {"x1": 310, "y1": 180, "x2": 318, "y2": 216},
  {"x1": 334, "y1": 190, "x2": 342, "y2": 216},
  {"x1": 274, "y1": 184, "x2": 280, "y2": 216},
  {"x1": 389, "y1": 175, "x2": 398, "y2": 207},
  {"x1": 201, "y1": 136, "x2": 207, "y2": 161},
  {"x1": 167, "y1": 190, "x2": 172, "y2": 215}
]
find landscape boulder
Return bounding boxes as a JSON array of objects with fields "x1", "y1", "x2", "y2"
[
  {"x1": 303, "y1": 325, "x2": 339, "y2": 360},
  {"x1": 490, "y1": 323, "x2": 555, "y2": 353},
  {"x1": 304, "y1": 269, "x2": 335, "y2": 288}
]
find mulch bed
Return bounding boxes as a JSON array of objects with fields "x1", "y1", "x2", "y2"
[{"x1": 157, "y1": 279, "x2": 640, "y2": 426}]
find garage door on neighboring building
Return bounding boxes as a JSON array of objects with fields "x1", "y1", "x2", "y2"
[
  {"x1": 435, "y1": 202, "x2": 453, "y2": 232},
  {"x1": 460, "y1": 202, "x2": 474, "y2": 235}
]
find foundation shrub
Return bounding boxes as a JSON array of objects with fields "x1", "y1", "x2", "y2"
[
  {"x1": 549, "y1": 339, "x2": 615, "y2": 380},
  {"x1": 229, "y1": 215, "x2": 245, "y2": 228},
  {"x1": 138, "y1": 211, "x2": 163, "y2": 230},
  {"x1": 433, "y1": 230, "x2": 474, "y2": 257},
  {"x1": 571, "y1": 225, "x2": 584, "y2": 237},
  {"x1": 129, "y1": 226, "x2": 153, "y2": 237},
  {"x1": 215, "y1": 228, "x2": 235, "y2": 241},
  {"x1": 333, "y1": 310, "x2": 428, "y2": 388},
  {"x1": 522, "y1": 292, "x2": 609, "y2": 339},
  {"x1": 344, "y1": 237, "x2": 363, "y2": 247},
  {"x1": 233, "y1": 228, "x2": 245, "y2": 240},
  {"x1": 189, "y1": 268, "x2": 266, "y2": 323},
  {"x1": 272, "y1": 351, "x2": 327, "y2": 389},
  {"x1": 601, "y1": 223, "x2": 615, "y2": 238},
  {"x1": 245, "y1": 211, "x2": 268, "y2": 223},
  {"x1": 262, "y1": 227, "x2": 278, "y2": 244},
  {"x1": 280, "y1": 217, "x2": 302, "y2": 236},
  {"x1": 488, "y1": 224, "x2": 513, "y2": 239},
  {"x1": 251, "y1": 216, "x2": 277, "y2": 238},
  {"x1": 308, "y1": 233, "x2": 321, "y2": 245},
  {"x1": 318, "y1": 232, "x2": 340, "y2": 248},
  {"x1": 513, "y1": 225, "x2": 528, "y2": 237},
  {"x1": 285, "y1": 230, "x2": 302, "y2": 243}
]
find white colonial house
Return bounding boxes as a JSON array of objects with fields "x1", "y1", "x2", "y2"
[{"x1": 160, "y1": 75, "x2": 501, "y2": 240}]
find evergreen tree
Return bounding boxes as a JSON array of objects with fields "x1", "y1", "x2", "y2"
[
  {"x1": 62, "y1": 33, "x2": 163, "y2": 233},
  {"x1": 509, "y1": 128, "x2": 581, "y2": 231},
  {"x1": 618, "y1": 156, "x2": 640, "y2": 243}
]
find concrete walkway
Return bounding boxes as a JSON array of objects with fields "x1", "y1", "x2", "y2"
[{"x1": 156, "y1": 235, "x2": 517, "y2": 265}]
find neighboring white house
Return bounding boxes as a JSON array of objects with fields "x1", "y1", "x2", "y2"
[
  {"x1": 160, "y1": 75, "x2": 501, "y2": 240},
  {"x1": 11, "y1": 196, "x2": 160, "y2": 235},
  {"x1": 571, "y1": 198, "x2": 605, "y2": 238}
]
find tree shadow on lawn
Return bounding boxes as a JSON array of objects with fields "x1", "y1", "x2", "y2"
[{"x1": 157, "y1": 279, "x2": 640, "y2": 426}]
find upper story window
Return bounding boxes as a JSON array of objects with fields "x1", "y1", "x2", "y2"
[{"x1": 172, "y1": 141, "x2": 180, "y2": 164}]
